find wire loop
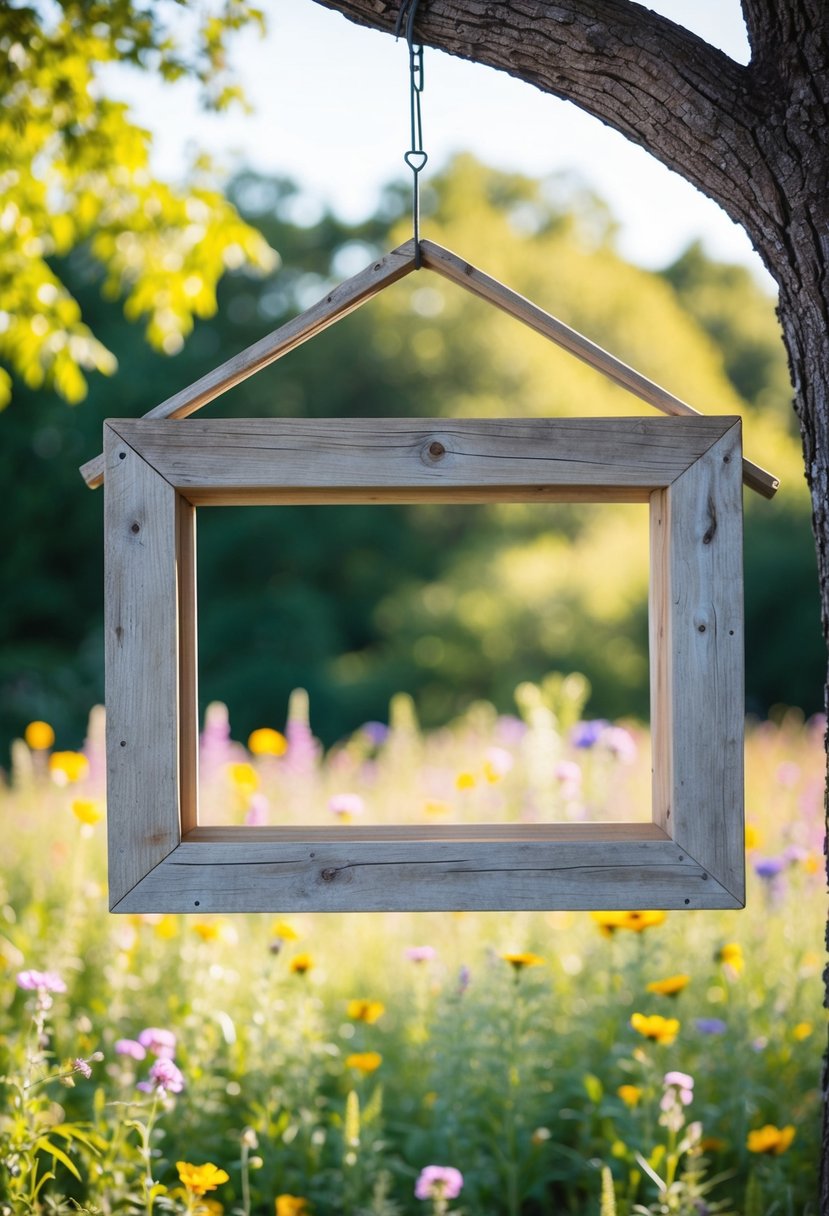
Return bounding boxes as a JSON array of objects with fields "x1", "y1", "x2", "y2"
[{"x1": 396, "y1": 0, "x2": 427, "y2": 268}]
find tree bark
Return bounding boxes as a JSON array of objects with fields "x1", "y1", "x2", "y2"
[{"x1": 312, "y1": 0, "x2": 829, "y2": 1208}]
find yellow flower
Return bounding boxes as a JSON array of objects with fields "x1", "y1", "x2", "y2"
[
  {"x1": 793, "y1": 1022, "x2": 813, "y2": 1041},
  {"x1": 271, "y1": 920, "x2": 299, "y2": 941},
  {"x1": 194, "y1": 1202, "x2": 223, "y2": 1216},
  {"x1": 617, "y1": 1084, "x2": 643, "y2": 1108},
  {"x1": 646, "y1": 974, "x2": 690, "y2": 998},
  {"x1": 276, "y1": 1197, "x2": 310, "y2": 1216},
  {"x1": 346, "y1": 998, "x2": 386, "y2": 1024},
  {"x1": 455, "y1": 771, "x2": 476, "y2": 790},
  {"x1": 155, "y1": 915, "x2": 178, "y2": 940},
  {"x1": 192, "y1": 920, "x2": 224, "y2": 943},
  {"x1": 25, "y1": 720, "x2": 55, "y2": 750},
  {"x1": 591, "y1": 910, "x2": 666, "y2": 937},
  {"x1": 482, "y1": 761, "x2": 501, "y2": 783},
  {"x1": 744, "y1": 822, "x2": 762, "y2": 851},
  {"x1": 423, "y1": 799, "x2": 450, "y2": 816},
  {"x1": 716, "y1": 942, "x2": 744, "y2": 974},
  {"x1": 176, "y1": 1161, "x2": 229, "y2": 1196},
  {"x1": 227, "y1": 762, "x2": 259, "y2": 793},
  {"x1": 746, "y1": 1124, "x2": 796, "y2": 1155},
  {"x1": 290, "y1": 953, "x2": 314, "y2": 975},
  {"x1": 345, "y1": 1051, "x2": 382, "y2": 1074},
  {"x1": 803, "y1": 852, "x2": 820, "y2": 875},
  {"x1": 49, "y1": 751, "x2": 89, "y2": 785},
  {"x1": 502, "y1": 951, "x2": 544, "y2": 971},
  {"x1": 630, "y1": 1013, "x2": 680, "y2": 1045},
  {"x1": 248, "y1": 728, "x2": 288, "y2": 757},
  {"x1": 71, "y1": 799, "x2": 102, "y2": 826}
]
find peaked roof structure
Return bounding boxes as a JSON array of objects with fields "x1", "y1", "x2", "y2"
[{"x1": 80, "y1": 238, "x2": 778, "y2": 498}]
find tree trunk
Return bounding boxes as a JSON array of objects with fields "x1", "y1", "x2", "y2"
[{"x1": 311, "y1": 0, "x2": 829, "y2": 1206}]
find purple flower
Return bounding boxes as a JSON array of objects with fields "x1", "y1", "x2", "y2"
[
  {"x1": 458, "y1": 965, "x2": 471, "y2": 995},
  {"x1": 405, "y1": 945, "x2": 436, "y2": 963},
  {"x1": 361, "y1": 721, "x2": 389, "y2": 746},
  {"x1": 694, "y1": 1018, "x2": 727, "y2": 1035},
  {"x1": 137, "y1": 1057, "x2": 184, "y2": 1095},
  {"x1": 137, "y1": 1027, "x2": 176, "y2": 1058},
  {"x1": 783, "y1": 844, "x2": 809, "y2": 864},
  {"x1": 496, "y1": 715, "x2": 527, "y2": 745},
  {"x1": 415, "y1": 1166, "x2": 464, "y2": 1201},
  {"x1": 115, "y1": 1038, "x2": 147, "y2": 1060},
  {"x1": 284, "y1": 688, "x2": 320, "y2": 776},
  {"x1": 754, "y1": 856, "x2": 785, "y2": 879},
  {"x1": 73, "y1": 1057, "x2": 93, "y2": 1080},
  {"x1": 16, "y1": 970, "x2": 67, "y2": 994},
  {"x1": 571, "y1": 720, "x2": 608, "y2": 749},
  {"x1": 199, "y1": 701, "x2": 236, "y2": 782}
]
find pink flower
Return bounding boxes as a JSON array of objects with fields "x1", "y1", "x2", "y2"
[
  {"x1": 16, "y1": 970, "x2": 67, "y2": 994},
  {"x1": 405, "y1": 946, "x2": 436, "y2": 963},
  {"x1": 485, "y1": 747, "x2": 513, "y2": 777},
  {"x1": 244, "y1": 793, "x2": 269, "y2": 826},
  {"x1": 663, "y1": 1070, "x2": 694, "y2": 1106},
  {"x1": 73, "y1": 1058, "x2": 93, "y2": 1080},
  {"x1": 137, "y1": 1027, "x2": 176, "y2": 1058},
  {"x1": 137, "y1": 1057, "x2": 184, "y2": 1094},
  {"x1": 553, "y1": 761, "x2": 582, "y2": 796},
  {"x1": 415, "y1": 1166, "x2": 464, "y2": 1201},
  {"x1": 328, "y1": 793, "x2": 365, "y2": 819},
  {"x1": 600, "y1": 725, "x2": 637, "y2": 764},
  {"x1": 115, "y1": 1038, "x2": 147, "y2": 1060}
]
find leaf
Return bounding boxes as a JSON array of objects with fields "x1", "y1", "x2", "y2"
[
  {"x1": 583, "y1": 1072, "x2": 603, "y2": 1104},
  {"x1": 35, "y1": 1136, "x2": 82, "y2": 1180},
  {"x1": 634, "y1": 1152, "x2": 665, "y2": 1192}
]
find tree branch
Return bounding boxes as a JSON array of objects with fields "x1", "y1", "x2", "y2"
[{"x1": 312, "y1": 0, "x2": 787, "y2": 257}]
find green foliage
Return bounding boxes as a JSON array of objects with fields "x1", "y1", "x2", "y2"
[
  {"x1": 0, "y1": 1, "x2": 274, "y2": 408},
  {"x1": 0, "y1": 704, "x2": 823, "y2": 1213}
]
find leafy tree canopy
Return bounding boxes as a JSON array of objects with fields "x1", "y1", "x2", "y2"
[{"x1": 0, "y1": 0, "x2": 275, "y2": 408}]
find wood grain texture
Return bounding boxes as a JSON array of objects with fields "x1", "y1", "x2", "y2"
[
  {"x1": 663, "y1": 420, "x2": 745, "y2": 902},
  {"x1": 80, "y1": 240, "x2": 778, "y2": 499},
  {"x1": 111, "y1": 829, "x2": 741, "y2": 913},
  {"x1": 106, "y1": 416, "x2": 736, "y2": 501},
  {"x1": 104, "y1": 425, "x2": 182, "y2": 907},
  {"x1": 419, "y1": 242, "x2": 778, "y2": 499},
  {"x1": 80, "y1": 241, "x2": 418, "y2": 488},
  {"x1": 177, "y1": 497, "x2": 198, "y2": 835},
  {"x1": 649, "y1": 486, "x2": 672, "y2": 837}
]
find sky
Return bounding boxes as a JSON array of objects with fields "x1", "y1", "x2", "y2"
[{"x1": 107, "y1": 0, "x2": 772, "y2": 284}]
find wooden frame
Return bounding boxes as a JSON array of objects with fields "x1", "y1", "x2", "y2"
[
  {"x1": 104, "y1": 415, "x2": 744, "y2": 913},
  {"x1": 82, "y1": 238, "x2": 778, "y2": 499}
]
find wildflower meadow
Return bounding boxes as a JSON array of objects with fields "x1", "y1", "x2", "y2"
[{"x1": 0, "y1": 678, "x2": 824, "y2": 1215}]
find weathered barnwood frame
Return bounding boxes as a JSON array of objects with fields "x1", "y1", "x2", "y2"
[
  {"x1": 82, "y1": 238, "x2": 778, "y2": 499},
  {"x1": 104, "y1": 414, "x2": 744, "y2": 914}
]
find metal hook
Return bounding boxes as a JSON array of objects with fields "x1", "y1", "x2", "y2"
[{"x1": 396, "y1": 0, "x2": 426, "y2": 268}]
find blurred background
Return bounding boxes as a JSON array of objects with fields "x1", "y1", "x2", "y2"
[{"x1": 1, "y1": 1, "x2": 822, "y2": 755}]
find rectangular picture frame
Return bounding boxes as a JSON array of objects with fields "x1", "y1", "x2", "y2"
[{"x1": 103, "y1": 415, "x2": 744, "y2": 913}]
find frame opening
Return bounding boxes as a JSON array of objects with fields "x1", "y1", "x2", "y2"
[{"x1": 103, "y1": 416, "x2": 744, "y2": 913}]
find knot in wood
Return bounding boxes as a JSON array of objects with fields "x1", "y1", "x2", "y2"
[{"x1": 427, "y1": 440, "x2": 445, "y2": 459}]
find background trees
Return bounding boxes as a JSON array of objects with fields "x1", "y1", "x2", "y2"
[{"x1": 2, "y1": 157, "x2": 819, "y2": 749}]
